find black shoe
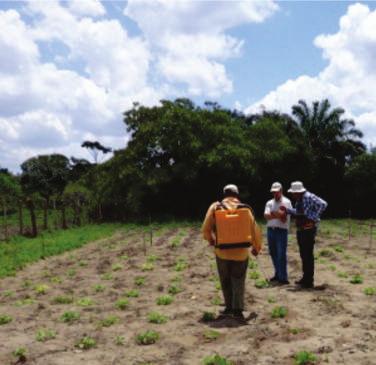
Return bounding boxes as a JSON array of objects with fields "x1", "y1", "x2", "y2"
[
  {"x1": 216, "y1": 308, "x2": 232, "y2": 319},
  {"x1": 278, "y1": 280, "x2": 290, "y2": 285},
  {"x1": 297, "y1": 282, "x2": 313, "y2": 289},
  {"x1": 269, "y1": 276, "x2": 278, "y2": 282},
  {"x1": 295, "y1": 278, "x2": 304, "y2": 285},
  {"x1": 232, "y1": 310, "x2": 248, "y2": 326}
]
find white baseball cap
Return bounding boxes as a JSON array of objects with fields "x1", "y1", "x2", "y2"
[
  {"x1": 223, "y1": 184, "x2": 239, "y2": 194},
  {"x1": 288, "y1": 181, "x2": 306, "y2": 193},
  {"x1": 270, "y1": 182, "x2": 282, "y2": 192}
]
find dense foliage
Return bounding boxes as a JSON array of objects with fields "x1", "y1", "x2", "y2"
[{"x1": 1, "y1": 98, "x2": 375, "y2": 238}]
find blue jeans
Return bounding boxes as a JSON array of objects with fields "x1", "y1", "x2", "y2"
[{"x1": 267, "y1": 227, "x2": 288, "y2": 281}]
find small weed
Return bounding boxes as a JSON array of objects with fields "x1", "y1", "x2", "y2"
[
  {"x1": 156, "y1": 295, "x2": 173, "y2": 305},
  {"x1": 120, "y1": 254, "x2": 129, "y2": 260},
  {"x1": 112, "y1": 263, "x2": 123, "y2": 271},
  {"x1": 168, "y1": 283, "x2": 183, "y2": 295},
  {"x1": 125, "y1": 289, "x2": 139, "y2": 298},
  {"x1": 135, "y1": 276, "x2": 146, "y2": 286},
  {"x1": 12, "y1": 347, "x2": 27, "y2": 362},
  {"x1": 248, "y1": 260, "x2": 258, "y2": 269},
  {"x1": 203, "y1": 330, "x2": 220, "y2": 341},
  {"x1": 175, "y1": 258, "x2": 188, "y2": 272},
  {"x1": 100, "y1": 315, "x2": 119, "y2": 327},
  {"x1": 350, "y1": 274, "x2": 363, "y2": 284},
  {"x1": 60, "y1": 311, "x2": 80, "y2": 323},
  {"x1": 147, "y1": 255, "x2": 158, "y2": 263},
  {"x1": 101, "y1": 272, "x2": 113, "y2": 280},
  {"x1": 115, "y1": 335, "x2": 125, "y2": 345},
  {"x1": 52, "y1": 295, "x2": 74, "y2": 304},
  {"x1": 170, "y1": 237, "x2": 181, "y2": 248},
  {"x1": 75, "y1": 336, "x2": 96, "y2": 350},
  {"x1": 202, "y1": 354, "x2": 233, "y2": 365},
  {"x1": 255, "y1": 279, "x2": 269, "y2": 289},
  {"x1": 77, "y1": 298, "x2": 94, "y2": 306},
  {"x1": 319, "y1": 249, "x2": 334, "y2": 258},
  {"x1": 201, "y1": 312, "x2": 216, "y2": 322},
  {"x1": 15, "y1": 298, "x2": 35, "y2": 306},
  {"x1": 294, "y1": 350, "x2": 317, "y2": 364},
  {"x1": 2, "y1": 290, "x2": 14, "y2": 298},
  {"x1": 34, "y1": 284, "x2": 49, "y2": 295},
  {"x1": 328, "y1": 264, "x2": 336, "y2": 271},
  {"x1": 271, "y1": 306, "x2": 288, "y2": 318},
  {"x1": 94, "y1": 284, "x2": 106, "y2": 293},
  {"x1": 337, "y1": 271, "x2": 348, "y2": 278},
  {"x1": 211, "y1": 296, "x2": 222, "y2": 305},
  {"x1": 115, "y1": 298, "x2": 129, "y2": 310},
  {"x1": 267, "y1": 296, "x2": 276, "y2": 304},
  {"x1": 22, "y1": 280, "x2": 32, "y2": 288},
  {"x1": 214, "y1": 280, "x2": 221, "y2": 290},
  {"x1": 289, "y1": 327, "x2": 304, "y2": 335},
  {"x1": 36, "y1": 329, "x2": 56, "y2": 342},
  {"x1": 67, "y1": 269, "x2": 76, "y2": 277},
  {"x1": 171, "y1": 275, "x2": 182, "y2": 283},
  {"x1": 148, "y1": 312, "x2": 168, "y2": 324},
  {"x1": 249, "y1": 271, "x2": 260, "y2": 280},
  {"x1": 0, "y1": 314, "x2": 12, "y2": 325},
  {"x1": 136, "y1": 330, "x2": 159, "y2": 345},
  {"x1": 50, "y1": 276, "x2": 63, "y2": 284},
  {"x1": 334, "y1": 245, "x2": 344, "y2": 253},
  {"x1": 142, "y1": 263, "x2": 154, "y2": 271},
  {"x1": 364, "y1": 287, "x2": 376, "y2": 296},
  {"x1": 78, "y1": 260, "x2": 88, "y2": 267}
]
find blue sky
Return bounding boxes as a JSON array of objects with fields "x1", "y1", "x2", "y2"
[{"x1": 1, "y1": 0, "x2": 376, "y2": 171}]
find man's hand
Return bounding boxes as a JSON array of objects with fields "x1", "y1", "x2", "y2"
[
  {"x1": 209, "y1": 239, "x2": 215, "y2": 247},
  {"x1": 251, "y1": 248, "x2": 259, "y2": 257}
]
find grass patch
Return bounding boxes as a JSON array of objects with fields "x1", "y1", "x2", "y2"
[
  {"x1": 148, "y1": 312, "x2": 168, "y2": 324},
  {"x1": 0, "y1": 224, "x2": 122, "y2": 278},
  {"x1": 271, "y1": 306, "x2": 288, "y2": 318},
  {"x1": 156, "y1": 295, "x2": 173, "y2": 305},
  {"x1": 0, "y1": 314, "x2": 12, "y2": 325},
  {"x1": 202, "y1": 354, "x2": 233, "y2": 365},
  {"x1": 364, "y1": 287, "x2": 376, "y2": 296},
  {"x1": 294, "y1": 350, "x2": 317, "y2": 364},
  {"x1": 36, "y1": 329, "x2": 56, "y2": 342},
  {"x1": 350, "y1": 274, "x2": 363, "y2": 284},
  {"x1": 60, "y1": 311, "x2": 80, "y2": 323},
  {"x1": 136, "y1": 330, "x2": 159, "y2": 345},
  {"x1": 75, "y1": 336, "x2": 96, "y2": 350}
]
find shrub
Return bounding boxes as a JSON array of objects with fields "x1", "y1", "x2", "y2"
[
  {"x1": 136, "y1": 330, "x2": 159, "y2": 345},
  {"x1": 350, "y1": 274, "x2": 363, "y2": 284},
  {"x1": 115, "y1": 298, "x2": 129, "y2": 310},
  {"x1": 156, "y1": 295, "x2": 173, "y2": 305},
  {"x1": 0, "y1": 314, "x2": 12, "y2": 325},
  {"x1": 271, "y1": 306, "x2": 288, "y2": 318},
  {"x1": 202, "y1": 354, "x2": 233, "y2": 365},
  {"x1": 36, "y1": 329, "x2": 56, "y2": 342},
  {"x1": 75, "y1": 336, "x2": 96, "y2": 350},
  {"x1": 294, "y1": 350, "x2": 317, "y2": 364},
  {"x1": 364, "y1": 287, "x2": 376, "y2": 296},
  {"x1": 60, "y1": 311, "x2": 80, "y2": 323},
  {"x1": 148, "y1": 312, "x2": 168, "y2": 324}
]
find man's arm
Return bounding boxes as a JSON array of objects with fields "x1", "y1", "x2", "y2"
[
  {"x1": 201, "y1": 203, "x2": 216, "y2": 245},
  {"x1": 249, "y1": 210, "x2": 262, "y2": 255},
  {"x1": 264, "y1": 201, "x2": 282, "y2": 220}
]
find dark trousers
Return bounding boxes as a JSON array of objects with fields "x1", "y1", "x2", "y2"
[
  {"x1": 297, "y1": 227, "x2": 317, "y2": 285},
  {"x1": 267, "y1": 227, "x2": 288, "y2": 281},
  {"x1": 216, "y1": 256, "x2": 248, "y2": 312}
]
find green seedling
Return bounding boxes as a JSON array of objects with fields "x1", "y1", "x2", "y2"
[
  {"x1": 201, "y1": 312, "x2": 216, "y2": 322},
  {"x1": 289, "y1": 327, "x2": 304, "y2": 335},
  {"x1": 77, "y1": 298, "x2": 94, "y2": 306},
  {"x1": 115, "y1": 335, "x2": 125, "y2": 345},
  {"x1": 135, "y1": 276, "x2": 146, "y2": 286},
  {"x1": 12, "y1": 347, "x2": 27, "y2": 362},
  {"x1": 248, "y1": 260, "x2": 258, "y2": 269},
  {"x1": 146, "y1": 255, "x2": 158, "y2": 263},
  {"x1": 67, "y1": 269, "x2": 76, "y2": 277},
  {"x1": 148, "y1": 312, "x2": 168, "y2": 324},
  {"x1": 271, "y1": 306, "x2": 288, "y2": 319},
  {"x1": 115, "y1": 298, "x2": 129, "y2": 310},
  {"x1": 174, "y1": 259, "x2": 188, "y2": 272},
  {"x1": 52, "y1": 295, "x2": 74, "y2": 304},
  {"x1": 78, "y1": 260, "x2": 88, "y2": 267},
  {"x1": 350, "y1": 274, "x2": 363, "y2": 284},
  {"x1": 142, "y1": 263, "x2": 154, "y2": 271},
  {"x1": 112, "y1": 263, "x2": 123, "y2": 271},
  {"x1": 334, "y1": 245, "x2": 344, "y2": 253},
  {"x1": 94, "y1": 284, "x2": 106, "y2": 293},
  {"x1": 202, "y1": 354, "x2": 233, "y2": 365},
  {"x1": 136, "y1": 330, "x2": 159, "y2": 345},
  {"x1": 211, "y1": 296, "x2": 222, "y2": 305},
  {"x1": 100, "y1": 315, "x2": 119, "y2": 327},
  {"x1": 156, "y1": 295, "x2": 173, "y2": 305},
  {"x1": 50, "y1": 276, "x2": 63, "y2": 284},
  {"x1": 60, "y1": 311, "x2": 80, "y2": 323},
  {"x1": 16, "y1": 298, "x2": 35, "y2": 306},
  {"x1": 249, "y1": 271, "x2": 260, "y2": 280},
  {"x1": 294, "y1": 350, "x2": 317, "y2": 365},
  {"x1": 34, "y1": 284, "x2": 49, "y2": 295},
  {"x1": 255, "y1": 279, "x2": 269, "y2": 289},
  {"x1": 337, "y1": 271, "x2": 348, "y2": 278},
  {"x1": 168, "y1": 284, "x2": 183, "y2": 295},
  {"x1": 267, "y1": 296, "x2": 276, "y2": 304},
  {"x1": 125, "y1": 289, "x2": 139, "y2": 298},
  {"x1": 75, "y1": 336, "x2": 96, "y2": 350},
  {"x1": 203, "y1": 330, "x2": 220, "y2": 341},
  {"x1": 101, "y1": 273, "x2": 113, "y2": 280},
  {"x1": 120, "y1": 255, "x2": 129, "y2": 260},
  {"x1": 0, "y1": 314, "x2": 12, "y2": 325},
  {"x1": 364, "y1": 287, "x2": 376, "y2": 296},
  {"x1": 36, "y1": 329, "x2": 56, "y2": 342}
]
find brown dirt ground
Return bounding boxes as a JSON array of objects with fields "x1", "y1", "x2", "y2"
[{"x1": 0, "y1": 225, "x2": 375, "y2": 365}]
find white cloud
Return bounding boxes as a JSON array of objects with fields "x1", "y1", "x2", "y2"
[
  {"x1": 67, "y1": 0, "x2": 106, "y2": 17},
  {"x1": 246, "y1": 3, "x2": 376, "y2": 147},
  {"x1": 124, "y1": 0, "x2": 278, "y2": 97}
]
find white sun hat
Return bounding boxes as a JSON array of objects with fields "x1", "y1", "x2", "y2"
[
  {"x1": 288, "y1": 181, "x2": 306, "y2": 193},
  {"x1": 223, "y1": 184, "x2": 239, "y2": 194},
  {"x1": 270, "y1": 182, "x2": 282, "y2": 192}
]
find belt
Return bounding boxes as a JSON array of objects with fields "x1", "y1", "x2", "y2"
[{"x1": 268, "y1": 226, "x2": 287, "y2": 231}]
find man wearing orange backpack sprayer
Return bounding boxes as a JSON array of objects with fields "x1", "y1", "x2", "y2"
[{"x1": 202, "y1": 184, "x2": 262, "y2": 324}]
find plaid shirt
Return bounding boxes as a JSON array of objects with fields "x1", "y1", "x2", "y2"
[{"x1": 287, "y1": 191, "x2": 328, "y2": 223}]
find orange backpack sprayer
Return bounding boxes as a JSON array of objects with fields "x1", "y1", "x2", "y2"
[{"x1": 214, "y1": 202, "x2": 253, "y2": 249}]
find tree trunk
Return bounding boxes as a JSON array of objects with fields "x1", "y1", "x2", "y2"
[
  {"x1": 43, "y1": 197, "x2": 49, "y2": 230},
  {"x1": 26, "y1": 199, "x2": 37, "y2": 237},
  {"x1": 61, "y1": 204, "x2": 67, "y2": 229},
  {"x1": 18, "y1": 200, "x2": 23, "y2": 235},
  {"x1": 2, "y1": 200, "x2": 9, "y2": 241}
]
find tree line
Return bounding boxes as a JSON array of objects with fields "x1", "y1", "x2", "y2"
[{"x1": 1, "y1": 98, "x2": 376, "y2": 239}]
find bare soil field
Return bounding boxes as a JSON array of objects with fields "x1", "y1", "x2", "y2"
[{"x1": 0, "y1": 224, "x2": 375, "y2": 365}]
